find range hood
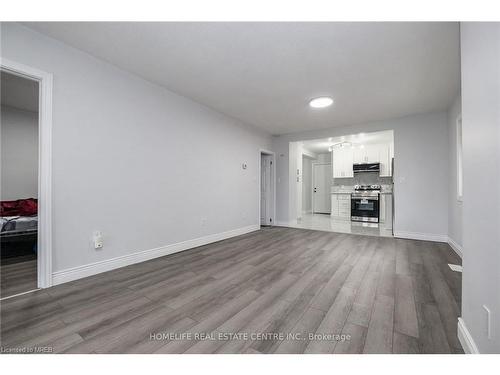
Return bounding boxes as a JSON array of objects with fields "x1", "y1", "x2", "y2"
[{"x1": 353, "y1": 163, "x2": 380, "y2": 173}]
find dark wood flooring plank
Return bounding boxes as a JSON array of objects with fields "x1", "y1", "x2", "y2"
[
  {"x1": 363, "y1": 295, "x2": 395, "y2": 354},
  {"x1": 393, "y1": 331, "x2": 420, "y2": 354},
  {"x1": 304, "y1": 287, "x2": 356, "y2": 353},
  {"x1": 333, "y1": 322, "x2": 367, "y2": 354},
  {"x1": 421, "y1": 245, "x2": 462, "y2": 352},
  {"x1": 274, "y1": 307, "x2": 326, "y2": 354},
  {"x1": 415, "y1": 302, "x2": 452, "y2": 354},
  {"x1": 0, "y1": 258, "x2": 37, "y2": 299},
  {"x1": 0, "y1": 227, "x2": 461, "y2": 354},
  {"x1": 394, "y1": 274, "x2": 419, "y2": 338}
]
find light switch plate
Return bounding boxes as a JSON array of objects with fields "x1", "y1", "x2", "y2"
[{"x1": 93, "y1": 231, "x2": 103, "y2": 249}]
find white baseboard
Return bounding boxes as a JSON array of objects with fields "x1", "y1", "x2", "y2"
[
  {"x1": 393, "y1": 231, "x2": 448, "y2": 243},
  {"x1": 458, "y1": 317, "x2": 480, "y2": 354},
  {"x1": 447, "y1": 237, "x2": 463, "y2": 258},
  {"x1": 275, "y1": 221, "x2": 293, "y2": 227},
  {"x1": 52, "y1": 224, "x2": 260, "y2": 286}
]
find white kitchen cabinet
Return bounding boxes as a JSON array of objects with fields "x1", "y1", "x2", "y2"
[
  {"x1": 378, "y1": 145, "x2": 391, "y2": 177},
  {"x1": 331, "y1": 194, "x2": 351, "y2": 220},
  {"x1": 353, "y1": 147, "x2": 364, "y2": 164},
  {"x1": 331, "y1": 195, "x2": 339, "y2": 216},
  {"x1": 385, "y1": 194, "x2": 393, "y2": 228},
  {"x1": 379, "y1": 194, "x2": 393, "y2": 226},
  {"x1": 380, "y1": 194, "x2": 386, "y2": 223},
  {"x1": 365, "y1": 145, "x2": 379, "y2": 163},
  {"x1": 332, "y1": 147, "x2": 354, "y2": 179},
  {"x1": 334, "y1": 143, "x2": 393, "y2": 178},
  {"x1": 353, "y1": 144, "x2": 392, "y2": 177},
  {"x1": 353, "y1": 145, "x2": 378, "y2": 164}
]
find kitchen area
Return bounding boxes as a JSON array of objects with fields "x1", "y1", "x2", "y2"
[{"x1": 287, "y1": 130, "x2": 394, "y2": 237}]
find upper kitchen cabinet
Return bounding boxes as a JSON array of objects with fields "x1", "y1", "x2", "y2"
[
  {"x1": 378, "y1": 144, "x2": 392, "y2": 177},
  {"x1": 353, "y1": 144, "x2": 393, "y2": 177},
  {"x1": 332, "y1": 147, "x2": 354, "y2": 178},
  {"x1": 353, "y1": 144, "x2": 379, "y2": 164}
]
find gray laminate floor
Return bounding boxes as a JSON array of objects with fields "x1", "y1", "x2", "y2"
[
  {"x1": 1, "y1": 255, "x2": 38, "y2": 299},
  {"x1": 0, "y1": 227, "x2": 463, "y2": 354}
]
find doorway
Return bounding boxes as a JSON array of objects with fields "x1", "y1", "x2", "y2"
[
  {"x1": 260, "y1": 150, "x2": 275, "y2": 226},
  {"x1": 1, "y1": 59, "x2": 53, "y2": 297},
  {"x1": 0, "y1": 71, "x2": 40, "y2": 298},
  {"x1": 312, "y1": 163, "x2": 332, "y2": 214}
]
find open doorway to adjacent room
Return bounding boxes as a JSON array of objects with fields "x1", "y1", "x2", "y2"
[
  {"x1": 286, "y1": 130, "x2": 395, "y2": 237},
  {"x1": 0, "y1": 71, "x2": 40, "y2": 299}
]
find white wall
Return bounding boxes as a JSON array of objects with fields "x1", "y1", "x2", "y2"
[
  {"x1": 460, "y1": 22, "x2": 500, "y2": 353},
  {"x1": 1, "y1": 105, "x2": 38, "y2": 201},
  {"x1": 316, "y1": 153, "x2": 331, "y2": 164},
  {"x1": 302, "y1": 155, "x2": 313, "y2": 214},
  {"x1": 1, "y1": 23, "x2": 271, "y2": 273},
  {"x1": 274, "y1": 111, "x2": 449, "y2": 239},
  {"x1": 447, "y1": 94, "x2": 463, "y2": 250}
]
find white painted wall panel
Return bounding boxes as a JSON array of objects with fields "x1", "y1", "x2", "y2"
[
  {"x1": 1, "y1": 23, "x2": 271, "y2": 272},
  {"x1": 1, "y1": 106, "x2": 38, "y2": 200},
  {"x1": 460, "y1": 22, "x2": 500, "y2": 353}
]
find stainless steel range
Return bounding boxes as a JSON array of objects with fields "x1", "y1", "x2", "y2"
[{"x1": 351, "y1": 184, "x2": 381, "y2": 223}]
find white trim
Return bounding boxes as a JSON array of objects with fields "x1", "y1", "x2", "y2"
[
  {"x1": 301, "y1": 149, "x2": 317, "y2": 160},
  {"x1": 259, "y1": 149, "x2": 276, "y2": 226},
  {"x1": 0, "y1": 58, "x2": 53, "y2": 289},
  {"x1": 447, "y1": 237, "x2": 463, "y2": 258},
  {"x1": 275, "y1": 221, "x2": 290, "y2": 227},
  {"x1": 457, "y1": 317, "x2": 480, "y2": 354},
  {"x1": 393, "y1": 231, "x2": 448, "y2": 243},
  {"x1": 448, "y1": 264, "x2": 463, "y2": 272},
  {"x1": 456, "y1": 114, "x2": 463, "y2": 202},
  {"x1": 0, "y1": 288, "x2": 41, "y2": 301},
  {"x1": 52, "y1": 224, "x2": 259, "y2": 286}
]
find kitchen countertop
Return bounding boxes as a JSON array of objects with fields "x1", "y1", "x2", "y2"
[{"x1": 330, "y1": 190, "x2": 354, "y2": 194}]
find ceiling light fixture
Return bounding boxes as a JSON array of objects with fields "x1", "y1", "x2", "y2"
[
  {"x1": 331, "y1": 141, "x2": 353, "y2": 149},
  {"x1": 309, "y1": 97, "x2": 333, "y2": 109}
]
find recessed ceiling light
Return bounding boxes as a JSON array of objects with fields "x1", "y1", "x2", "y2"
[{"x1": 309, "y1": 97, "x2": 333, "y2": 109}]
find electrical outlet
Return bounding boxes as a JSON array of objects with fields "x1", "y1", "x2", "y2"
[
  {"x1": 93, "y1": 231, "x2": 103, "y2": 249},
  {"x1": 483, "y1": 305, "x2": 491, "y2": 339}
]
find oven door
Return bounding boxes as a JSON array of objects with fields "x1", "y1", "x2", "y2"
[{"x1": 351, "y1": 194, "x2": 380, "y2": 223}]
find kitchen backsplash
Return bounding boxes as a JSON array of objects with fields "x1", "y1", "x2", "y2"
[{"x1": 332, "y1": 173, "x2": 392, "y2": 186}]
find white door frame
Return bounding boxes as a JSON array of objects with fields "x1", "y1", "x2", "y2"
[
  {"x1": 1, "y1": 58, "x2": 53, "y2": 288},
  {"x1": 312, "y1": 162, "x2": 331, "y2": 214},
  {"x1": 259, "y1": 149, "x2": 276, "y2": 226},
  {"x1": 301, "y1": 154, "x2": 315, "y2": 215}
]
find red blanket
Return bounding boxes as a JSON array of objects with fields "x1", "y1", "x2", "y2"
[{"x1": 0, "y1": 198, "x2": 38, "y2": 216}]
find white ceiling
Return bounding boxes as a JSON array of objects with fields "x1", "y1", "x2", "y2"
[
  {"x1": 302, "y1": 130, "x2": 394, "y2": 154},
  {"x1": 24, "y1": 22, "x2": 460, "y2": 135},
  {"x1": 1, "y1": 71, "x2": 39, "y2": 112}
]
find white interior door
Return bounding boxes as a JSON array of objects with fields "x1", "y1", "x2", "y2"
[
  {"x1": 260, "y1": 154, "x2": 273, "y2": 225},
  {"x1": 313, "y1": 164, "x2": 331, "y2": 214}
]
